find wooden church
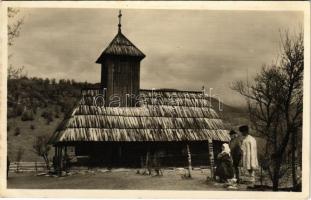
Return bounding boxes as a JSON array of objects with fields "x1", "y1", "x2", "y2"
[{"x1": 48, "y1": 11, "x2": 230, "y2": 175}]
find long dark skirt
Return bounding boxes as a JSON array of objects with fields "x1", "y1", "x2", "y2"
[{"x1": 215, "y1": 153, "x2": 234, "y2": 182}]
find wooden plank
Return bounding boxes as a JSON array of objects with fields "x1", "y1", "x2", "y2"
[{"x1": 145, "y1": 151, "x2": 151, "y2": 175}]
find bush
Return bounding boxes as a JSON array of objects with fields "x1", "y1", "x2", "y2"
[
  {"x1": 55, "y1": 112, "x2": 60, "y2": 118},
  {"x1": 7, "y1": 108, "x2": 16, "y2": 118},
  {"x1": 41, "y1": 110, "x2": 54, "y2": 125},
  {"x1": 21, "y1": 110, "x2": 34, "y2": 121},
  {"x1": 54, "y1": 106, "x2": 60, "y2": 118},
  {"x1": 33, "y1": 136, "x2": 51, "y2": 170},
  {"x1": 41, "y1": 111, "x2": 47, "y2": 118},
  {"x1": 60, "y1": 99, "x2": 74, "y2": 114},
  {"x1": 14, "y1": 104, "x2": 24, "y2": 116},
  {"x1": 32, "y1": 106, "x2": 37, "y2": 114},
  {"x1": 14, "y1": 127, "x2": 20, "y2": 136},
  {"x1": 46, "y1": 114, "x2": 54, "y2": 125}
]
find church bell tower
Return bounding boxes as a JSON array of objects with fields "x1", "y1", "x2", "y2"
[{"x1": 96, "y1": 10, "x2": 145, "y2": 107}]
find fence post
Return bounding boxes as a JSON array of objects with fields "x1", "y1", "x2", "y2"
[{"x1": 16, "y1": 162, "x2": 19, "y2": 173}]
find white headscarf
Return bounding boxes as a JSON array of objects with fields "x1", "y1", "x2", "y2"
[{"x1": 221, "y1": 143, "x2": 231, "y2": 155}]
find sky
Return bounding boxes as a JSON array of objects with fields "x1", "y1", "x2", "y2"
[{"x1": 8, "y1": 8, "x2": 303, "y2": 106}]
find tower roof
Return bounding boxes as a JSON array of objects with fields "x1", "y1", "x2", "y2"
[
  {"x1": 96, "y1": 10, "x2": 145, "y2": 63},
  {"x1": 96, "y1": 31, "x2": 145, "y2": 63}
]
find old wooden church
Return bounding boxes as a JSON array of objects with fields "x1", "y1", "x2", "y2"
[{"x1": 49, "y1": 11, "x2": 230, "y2": 174}]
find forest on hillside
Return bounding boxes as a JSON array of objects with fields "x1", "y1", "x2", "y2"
[
  {"x1": 7, "y1": 74, "x2": 96, "y2": 121},
  {"x1": 7, "y1": 72, "x2": 98, "y2": 161}
]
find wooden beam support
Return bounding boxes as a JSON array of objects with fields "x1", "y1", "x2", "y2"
[
  {"x1": 55, "y1": 146, "x2": 59, "y2": 175},
  {"x1": 56, "y1": 146, "x2": 60, "y2": 176},
  {"x1": 140, "y1": 156, "x2": 144, "y2": 169},
  {"x1": 58, "y1": 146, "x2": 63, "y2": 176},
  {"x1": 64, "y1": 146, "x2": 68, "y2": 174},
  {"x1": 53, "y1": 146, "x2": 56, "y2": 173},
  {"x1": 145, "y1": 151, "x2": 151, "y2": 175},
  {"x1": 208, "y1": 140, "x2": 215, "y2": 179},
  {"x1": 65, "y1": 146, "x2": 67, "y2": 156},
  {"x1": 186, "y1": 144, "x2": 192, "y2": 178}
]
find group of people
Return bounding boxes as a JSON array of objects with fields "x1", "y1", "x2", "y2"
[{"x1": 215, "y1": 125, "x2": 258, "y2": 188}]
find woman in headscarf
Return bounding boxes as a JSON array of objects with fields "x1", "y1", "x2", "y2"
[{"x1": 215, "y1": 143, "x2": 234, "y2": 183}]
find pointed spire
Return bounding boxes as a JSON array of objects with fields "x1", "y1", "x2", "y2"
[{"x1": 118, "y1": 10, "x2": 122, "y2": 33}]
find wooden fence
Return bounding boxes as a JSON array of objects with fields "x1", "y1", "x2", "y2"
[{"x1": 9, "y1": 162, "x2": 50, "y2": 173}]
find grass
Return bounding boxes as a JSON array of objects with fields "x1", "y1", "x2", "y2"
[{"x1": 7, "y1": 106, "x2": 63, "y2": 162}]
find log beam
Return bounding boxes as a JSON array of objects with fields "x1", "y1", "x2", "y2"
[
  {"x1": 208, "y1": 140, "x2": 215, "y2": 179},
  {"x1": 145, "y1": 151, "x2": 151, "y2": 175},
  {"x1": 186, "y1": 144, "x2": 192, "y2": 178}
]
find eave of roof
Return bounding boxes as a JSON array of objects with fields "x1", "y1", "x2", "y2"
[{"x1": 49, "y1": 89, "x2": 230, "y2": 144}]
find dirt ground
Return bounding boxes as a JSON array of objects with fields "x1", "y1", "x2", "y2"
[{"x1": 7, "y1": 168, "x2": 253, "y2": 190}]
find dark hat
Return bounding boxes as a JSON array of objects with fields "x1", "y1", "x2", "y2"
[
  {"x1": 239, "y1": 125, "x2": 249, "y2": 133},
  {"x1": 229, "y1": 130, "x2": 237, "y2": 135}
]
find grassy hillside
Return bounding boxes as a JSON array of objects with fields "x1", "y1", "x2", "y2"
[
  {"x1": 7, "y1": 106, "x2": 64, "y2": 162},
  {"x1": 7, "y1": 77, "x2": 94, "y2": 162}
]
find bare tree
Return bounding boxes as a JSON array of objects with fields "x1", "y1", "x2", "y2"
[
  {"x1": 278, "y1": 31, "x2": 303, "y2": 189},
  {"x1": 232, "y1": 66, "x2": 286, "y2": 191},
  {"x1": 8, "y1": 65, "x2": 26, "y2": 80},
  {"x1": 232, "y1": 31, "x2": 303, "y2": 191},
  {"x1": 8, "y1": 8, "x2": 24, "y2": 46},
  {"x1": 33, "y1": 136, "x2": 51, "y2": 170},
  {"x1": 8, "y1": 8, "x2": 25, "y2": 80},
  {"x1": 16, "y1": 147, "x2": 24, "y2": 172}
]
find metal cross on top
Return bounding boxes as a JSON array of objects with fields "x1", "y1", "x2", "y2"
[{"x1": 118, "y1": 10, "x2": 122, "y2": 32}]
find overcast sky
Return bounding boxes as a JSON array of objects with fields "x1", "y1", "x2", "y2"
[{"x1": 9, "y1": 8, "x2": 303, "y2": 106}]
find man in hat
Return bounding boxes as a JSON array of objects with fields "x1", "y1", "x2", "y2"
[
  {"x1": 229, "y1": 130, "x2": 243, "y2": 183},
  {"x1": 239, "y1": 125, "x2": 258, "y2": 186}
]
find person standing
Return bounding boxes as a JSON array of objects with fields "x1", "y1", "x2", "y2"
[
  {"x1": 229, "y1": 130, "x2": 243, "y2": 183},
  {"x1": 239, "y1": 125, "x2": 259, "y2": 187}
]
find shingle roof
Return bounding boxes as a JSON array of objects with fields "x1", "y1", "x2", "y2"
[
  {"x1": 49, "y1": 89, "x2": 230, "y2": 144},
  {"x1": 96, "y1": 31, "x2": 145, "y2": 63}
]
